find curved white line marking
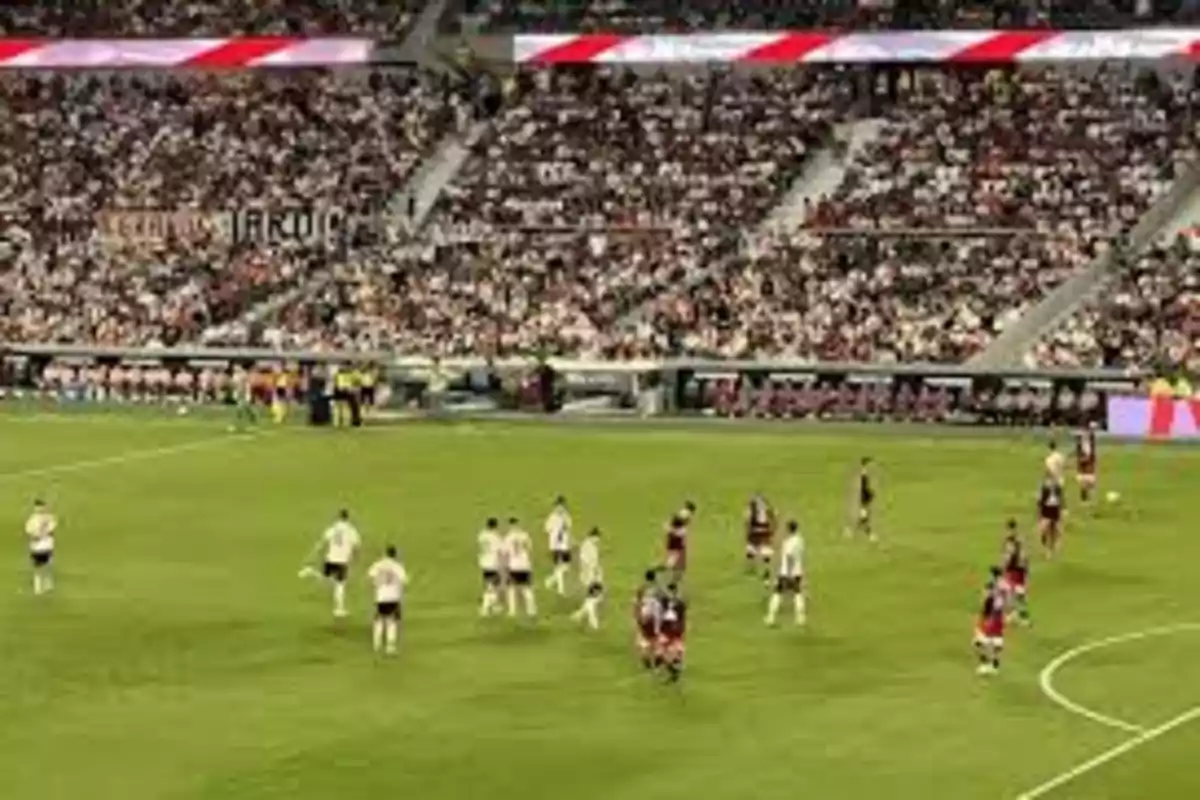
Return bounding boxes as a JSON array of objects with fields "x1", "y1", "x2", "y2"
[
  {"x1": 1039, "y1": 622, "x2": 1200, "y2": 734},
  {"x1": 1017, "y1": 623, "x2": 1200, "y2": 799}
]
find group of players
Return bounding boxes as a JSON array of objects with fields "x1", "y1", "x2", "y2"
[
  {"x1": 972, "y1": 425, "x2": 1100, "y2": 676},
  {"x1": 22, "y1": 430, "x2": 1096, "y2": 681}
]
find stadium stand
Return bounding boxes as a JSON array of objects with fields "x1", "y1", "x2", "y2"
[
  {"x1": 0, "y1": 69, "x2": 467, "y2": 346},
  {"x1": 1030, "y1": 237, "x2": 1200, "y2": 370}
]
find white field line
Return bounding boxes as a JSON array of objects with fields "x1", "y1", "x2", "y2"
[
  {"x1": 0, "y1": 433, "x2": 260, "y2": 484},
  {"x1": 1017, "y1": 623, "x2": 1200, "y2": 798},
  {"x1": 1016, "y1": 706, "x2": 1200, "y2": 800}
]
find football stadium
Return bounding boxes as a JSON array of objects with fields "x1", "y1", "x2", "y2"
[{"x1": 1, "y1": 2, "x2": 1198, "y2": 800}]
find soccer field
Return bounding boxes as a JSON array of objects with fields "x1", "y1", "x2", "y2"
[{"x1": 1, "y1": 411, "x2": 1196, "y2": 800}]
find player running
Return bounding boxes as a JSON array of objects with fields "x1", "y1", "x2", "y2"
[
  {"x1": 657, "y1": 583, "x2": 688, "y2": 684},
  {"x1": 1075, "y1": 424, "x2": 1098, "y2": 503},
  {"x1": 570, "y1": 527, "x2": 604, "y2": 630},
  {"x1": 973, "y1": 567, "x2": 1006, "y2": 676},
  {"x1": 300, "y1": 509, "x2": 361, "y2": 618},
  {"x1": 745, "y1": 493, "x2": 776, "y2": 582},
  {"x1": 765, "y1": 520, "x2": 807, "y2": 626},
  {"x1": 846, "y1": 458, "x2": 876, "y2": 540},
  {"x1": 543, "y1": 496, "x2": 573, "y2": 596},
  {"x1": 634, "y1": 570, "x2": 662, "y2": 669},
  {"x1": 25, "y1": 499, "x2": 57, "y2": 596},
  {"x1": 503, "y1": 517, "x2": 537, "y2": 618},
  {"x1": 1000, "y1": 521, "x2": 1030, "y2": 626},
  {"x1": 367, "y1": 545, "x2": 408, "y2": 655},
  {"x1": 1038, "y1": 474, "x2": 1065, "y2": 558},
  {"x1": 477, "y1": 517, "x2": 504, "y2": 617}
]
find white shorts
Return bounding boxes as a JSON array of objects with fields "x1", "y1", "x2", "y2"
[{"x1": 973, "y1": 632, "x2": 1003, "y2": 649}]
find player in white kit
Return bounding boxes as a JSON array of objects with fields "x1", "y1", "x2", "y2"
[
  {"x1": 25, "y1": 499, "x2": 58, "y2": 596},
  {"x1": 766, "y1": 520, "x2": 807, "y2": 626},
  {"x1": 300, "y1": 509, "x2": 361, "y2": 617},
  {"x1": 570, "y1": 527, "x2": 604, "y2": 630},
  {"x1": 477, "y1": 517, "x2": 505, "y2": 617},
  {"x1": 1044, "y1": 441, "x2": 1066, "y2": 486},
  {"x1": 367, "y1": 546, "x2": 408, "y2": 655},
  {"x1": 543, "y1": 496, "x2": 573, "y2": 596},
  {"x1": 503, "y1": 517, "x2": 537, "y2": 617}
]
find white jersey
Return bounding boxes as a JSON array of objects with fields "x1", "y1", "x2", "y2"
[
  {"x1": 323, "y1": 521, "x2": 361, "y2": 565},
  {"x1": 26, "y1": 511, "x2": 57, "y2": 554},
  {"x1": 1045, "y1": 451, "x2": 1065, "y2": 483},
  {"x1": 544, "y1": 508, "x2": 572, "y2": 553},
  {"x1": 779, "y1": 533, "x2": 805, "y2": 578},
  {"x1": 579, "y1": 536, "x2": 602, "y2": 586},
  {"x1": 478, "y1": 528, "x2": 504, "y2": 571},
  {"x1": 504, "y1": 528, "x2": 533, "y2": 572},
  {"x1": 368, "y1": 557, "x2": 408, "y2": 603}
]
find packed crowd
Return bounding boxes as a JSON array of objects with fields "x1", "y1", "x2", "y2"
[
  {"x1": 0, "y1": 0, "x2": 423, "y2": 36},
  {"x1": 264, "y1": 68, "x2": 850, "y2": 355},
  {"x1": 1030, "y1": 236, "x2": 1200, "y2": 370},
  {"x1": 0, "y1": 68, "x2": 468, "y2": 347}
]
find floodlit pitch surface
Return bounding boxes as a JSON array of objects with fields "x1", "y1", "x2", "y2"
[{"x1": 0, "y1": 411, "x2": 1196, "y2": 800}]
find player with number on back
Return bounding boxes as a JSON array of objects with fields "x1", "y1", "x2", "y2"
[
  {"x1": 477, "y1": 517, "x2": 504, "y2": 617},
  {"x1": 367, "y1": 545, "x2": 408, "y2": 656},
  {"x1": 299, "y1": 509, "x2": 361, "y2": 618},
  {"x1": 25, "y1": 498, "x2": 57, "y2": 596},
  {"x1": 973, "y1": 566, "x2": 1006, "y2": 676},
  {"x1": 503, "y1": 517, "x2": 537, "y2": 618},
  {"x1": 570, "y1": 527, "x2": 604, "y2": 630},
  {"x1": 1075, "y1": 423, "x2": 1099, "y2": 503},
  {"x1": 765, "y1": 520, "x2": 807, "y2": 627},
  {"x1": 543, "y1": 496, "x2": 573, "y2": 596},
  {"x1": 1037, "y1": 474, "x2": 1065, "y2": 558},
  {"x1": 744, "y1": 493, "x2": 776, "y2": 583}
]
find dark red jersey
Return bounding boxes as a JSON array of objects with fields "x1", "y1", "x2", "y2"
[
  {"x1": 746, "y1": 497, "x2": 774, "y2": 542},
  {"x1": 659, "y1": 596, "x2": 687, "y2": 639},
  {"x1": 978, "y1": 585, "x2": 1005, "y2": 637},
  {"x1": 1038, "y1": 480, "x2": 1064, "y2": 519},
  {"x1": 665, "y1": 522, "x2": 687, "y2": 553},
  {"x1": 634, "y1": 587, "x2": 660, "y2": 637}
]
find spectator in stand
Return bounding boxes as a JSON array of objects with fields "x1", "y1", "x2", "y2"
[
  {"x1": 1030, "y1": 236, "x2": 1199, "y2": 370},
  {"x1": 0, "y1": 69, "x2": 467, "y2": 348}
]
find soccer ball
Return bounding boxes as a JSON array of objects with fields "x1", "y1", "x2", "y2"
[{"x1": 1105, "y1": 491, "x2": 1120, "y2": 503}]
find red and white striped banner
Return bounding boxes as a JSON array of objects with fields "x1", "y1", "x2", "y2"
[
  {"x1": 514, "y1": 29, "x2": 1200, "y2": 64},
  {"x1": 0, "y1": 38, "x2": 373, "y2": 68}
]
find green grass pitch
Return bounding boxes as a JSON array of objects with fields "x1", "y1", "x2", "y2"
[{"x1": 1, "y1": 410, "x2": 1197, "y2": 800}]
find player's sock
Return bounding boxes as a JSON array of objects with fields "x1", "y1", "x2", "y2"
[
  {"x1": 44, "y1": 573, "x2": 53, "y2": 593},
  {"x1": 506, "y1": 586, "x2": 517, "y2": 616},
  {"x1": 760, "y1": 557, "x2": 772, "y2": 583},
  {"x1": 553, "y1": 565, "x2": 567, "y2": 595},
  {"x1": 385, "y1": 621, "x2": 398, "y2": 654},
  {"x1": 745, "y1": 550, "x2": 757, "y2": 573},
  {"x1": 765, "y1": 593, "x2": 781, "y2": 625},
  {"x1": 793, "y1": 594, "x2": 807, "y2": 625},
  {"x1": 665, "y1": 660, "x2": 681, "y2": 683},
  {"x1": 522, "y1": 588, "x2": 537, "y2": 616},
  {"x1": 372, "y1": 620, "x2": 384, "y2": 652},
  {"x1": 333, "y1": 583, "x2": 347, "y2": 617},
  {"x1": 32, "y1": 573, "x2": 43, "y2": 595},
  {"x1": 583, "y1": 597, "x2": 600, "y2": 629}
]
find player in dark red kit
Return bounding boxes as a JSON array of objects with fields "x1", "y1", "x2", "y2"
[
  {"x1": 663, "y1": 512, "x2": 689, "y2": 583},
  {"x1": 633, "y1": 570, "x2": 661, "y2": 669},
  {"x1": 657, "y1": 583, "x2": 687, "y2": 683},
  {"x1": 1000, "y1": 520, "x2": 1030, "y2": 625},
  {"x1": 1038, "y1": 474, "x2": 1065, "y2": 557},
  {"x1": 973, "y1": 566, "x2": 1006, "y2": 676},
  {"x1": 1075, "y1": 423, "x2": 1098, "y2": 503},
  {"x1": 744, "y1": 493, "x2": 776, "y2": 582},
  {"x1": 845, "y1": 457, "x2": 876, "y2": 540}
]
